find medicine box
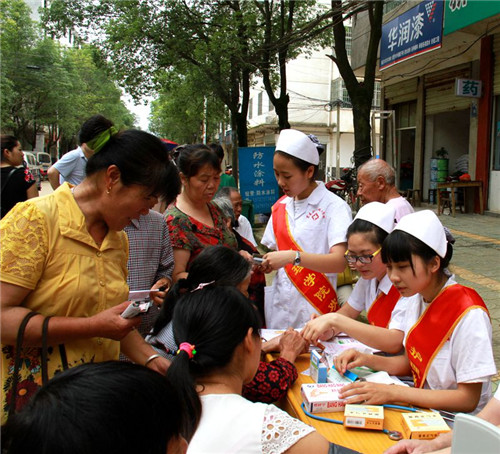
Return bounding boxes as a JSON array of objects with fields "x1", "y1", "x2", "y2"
[
  {"x1": 343, "y1": 404, "x2": 385, "y2": 430},
  {"x1": 401, "y1": 412, "x2": 451, "y2": 440},
  {"x1": 310, "y1": 350, "x2": 328, "y2": 383},
  {"x1": 301, "y1": 383, "x2": 346, "y2": 413}
]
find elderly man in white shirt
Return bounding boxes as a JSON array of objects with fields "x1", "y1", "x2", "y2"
[
  {"x1": 216, "y1": 186, "x2": 257, "y2": 247},
  {"x1": 356, "y1": 158, "x2": 413, "y2": 222}
]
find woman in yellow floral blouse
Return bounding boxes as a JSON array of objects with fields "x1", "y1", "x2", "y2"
[{"x1": 0, "y1": 128, "x2": 180, "y2": 421}]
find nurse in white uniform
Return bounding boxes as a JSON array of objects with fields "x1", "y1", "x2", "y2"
[
  {"x1": 334, "y1": 210, "x2": 496, "y2": 414},
  {"x1": 302, "y1": 202, "x2": 409, "y2": 355},
  {"x1": 261, "y1": 129, "x2": 352, "y2": 329}
]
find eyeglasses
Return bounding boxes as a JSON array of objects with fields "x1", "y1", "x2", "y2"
[{"x1": 344, "y1": 247, "x2": 382, "y2": 265}]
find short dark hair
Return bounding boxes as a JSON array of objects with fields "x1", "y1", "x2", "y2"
[
  {"x1": 86, "y1": 129, "x2": 181, "y2": 202},
  {"x1": 1, "y1": 135, "x2": 19, "y2": 162},
  {"x1": 275, "y1": 150, "x2": 318, "y2": 180},
  {"x1": 2, "y1": 361, "x2": 200, "y2": 454},
  {"x1": 347, "y1": 219, "x2": 389, "y2": 247},
  {"x1": 382, "y1": 230, "x2": 453, "y2": 274},
  {"x1": 78, "y1": 114, "x2": 114, "y2": 145},
  {"x1": 166, "y1": 286, "x2": 261, "y2": 435},
  {"x1": 175, "y1": 144, "x2": 221, "y2": 177},
  {"x1": 153, "y1": 246, "x2": 251, "y2": 335}
]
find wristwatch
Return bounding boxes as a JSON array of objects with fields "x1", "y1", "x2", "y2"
[{"x1": 293, "y1": 251, "x2": 301, "y2": 266}]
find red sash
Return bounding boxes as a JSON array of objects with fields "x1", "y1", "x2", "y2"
[
  {"x1": 405, "y1": 284, "x2": 489, "y2": 388},
  {"x1": 367, "y1": 285, "x2": 401, "y2": 328},
  {"x1": 272, "y1": 198, "x2": 340, "y2": 314}
]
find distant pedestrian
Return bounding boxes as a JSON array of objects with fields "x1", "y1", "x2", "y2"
[
  {"x1": 48, "y1": 114, "x2": 113, "y2": 189},
  {"x1": 356, "y1": 158, "x2": 413, "y2": 222},
  {"x1": 1, "y1": 135, "x2": 38, "y2": 219},
  {"x1": 209, "y1": 142, "x2": 237, "y2": 190}
]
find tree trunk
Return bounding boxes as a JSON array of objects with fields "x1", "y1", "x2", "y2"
[
  {"x1": 275, "y1": 95, "x2": 290, "y2": 131},
  {"x1": 351, "y1": 96, "x2": 373, "y2": 168}
]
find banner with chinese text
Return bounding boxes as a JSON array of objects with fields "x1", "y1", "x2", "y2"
[
  {"x1": 380, "y1": 0, "x2": 444, "y2": 70},
  {"x1": 444, "y1": 0, "x2": 500, "y2": 35},
  {"x1": 238, "y1": 146, "x2": 279, "y2": 214}
]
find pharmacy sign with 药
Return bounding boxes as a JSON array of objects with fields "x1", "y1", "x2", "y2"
[{"x1": 455, "y1": 79, "x2": 482, "y2": 98}]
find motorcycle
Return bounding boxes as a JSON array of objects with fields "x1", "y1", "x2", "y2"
[{"x1": 326, "y1": 167, "x2": 359, "y2": 212}]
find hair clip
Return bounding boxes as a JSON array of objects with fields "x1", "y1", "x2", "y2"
[
  {"x1": 177, "y1": 342, "x2": 197, "y2": 359},
  {"x1": 190, "y1": 280, "x2": 215, "y2": 292},
  {"x1": 87, "y1": 126, "x2": 118, "y2": 154}
]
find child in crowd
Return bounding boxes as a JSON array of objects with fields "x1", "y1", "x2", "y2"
[
  {"x1": 261, "y1": 129, "x2": 352, "y2": 329},
  {"x1": 334, "y1": 210, "x2": 496, "y2": 414},
  {"x1": 302, "y1": 202, "x2": 407, "y2": 354},
  {"x1": 147, "y1": 245, "x2": 308, "y2": 403}
]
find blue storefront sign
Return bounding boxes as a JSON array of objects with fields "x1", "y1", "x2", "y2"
[
  {"x1": 238, "y1": 146, "x2": 279, "y2": 214},
  {"x1": 380, "y1": 0, "x2": 444, "y2": 70}
]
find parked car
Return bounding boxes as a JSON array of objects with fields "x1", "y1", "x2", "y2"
[
  {"x1": 36, "y1": 152, "x2": 52, "y2": 179},
  {"x1": 23, "y1": 151, "x2": 42, "y2": 190}
]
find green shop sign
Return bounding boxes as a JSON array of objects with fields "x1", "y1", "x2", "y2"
[{"x1": 444, "y1": 0, "x2": 500, "y2": 35}]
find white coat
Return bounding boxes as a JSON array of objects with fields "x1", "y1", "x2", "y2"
[{"x1": 261, "y1": 182, "x2": 352, "y2": 329}]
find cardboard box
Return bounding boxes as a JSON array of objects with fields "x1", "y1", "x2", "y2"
[
  {"x1": 301, "y1": 383, "x2": 347, "y2": 413},
  {"x1": 401, "y1": 412, "x2": 451, "y2": 440},
  {"x1": 343, "y1": 404, "x2": 385, "y2": 430},
  {"x1": 310, "y1": 350, "x2": 328, "y2": 383}
]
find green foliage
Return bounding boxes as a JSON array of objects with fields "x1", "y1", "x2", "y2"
[
  {"x1": 149, "y1": 71, "x2": 229, "y2": 144},
  {"x1": 1, "y1": 0, "x2": 134, "y2": 154},
  {"x1": 42, "y1": 0, "x2": 339, "y2": 142}
]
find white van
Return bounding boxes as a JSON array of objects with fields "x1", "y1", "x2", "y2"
[
  {"x1": 23, "y1": 152, "x2": 42, "y2": 190},
  {"x1": 36, "y1": 152, "x2": 52, "y2": 178}
]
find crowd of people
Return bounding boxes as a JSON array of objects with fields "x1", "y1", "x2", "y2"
[{"x1": 0, "y1": 118, "x2": 497, "y2": 454}]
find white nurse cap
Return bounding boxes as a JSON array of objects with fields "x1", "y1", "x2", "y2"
[
  {"x1": 393, "y1": 210, "x2": 447, "y2": 258},
  {"x1": 353, "y1": 202, "x2": 396, "y2": 234},
  {"x1": 275, "y1": 129, "x2": 319, "y2": 165}
]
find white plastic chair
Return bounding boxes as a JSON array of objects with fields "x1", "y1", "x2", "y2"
[{"x1": 451, "y1": 412, "x2": 500, "y2": 454}]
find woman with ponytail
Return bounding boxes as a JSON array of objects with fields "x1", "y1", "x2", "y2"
[
  {"x1": 333, "y1": 211, "x2": 496, "y2": 414},
  {"x1": 147, "y1": 245, "x2": 308, "y2": 404},
  {"x1": 166, "y1": 285, "x2": 332, "y2": 454}
]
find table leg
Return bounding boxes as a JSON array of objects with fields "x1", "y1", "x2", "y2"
[{"x1": 451, "y1": 189, "x2": 456, "y2": 217}]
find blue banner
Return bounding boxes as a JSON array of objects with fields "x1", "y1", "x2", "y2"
[
  {"x1": 238, "y1": 146, "x2": 279, "y2": 214},
  {"x1": 380, "y1": 0, "x2": 444, "y2": 70}
]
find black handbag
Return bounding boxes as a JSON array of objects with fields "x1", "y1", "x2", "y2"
[{"x1": 7, "y1": 312, "x2": 67, "y2": 419}]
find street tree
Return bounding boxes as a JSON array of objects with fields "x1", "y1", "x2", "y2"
[
  {"x1": 1, "y1": 0, "x2": 134, "y2": 155},
  {"x1": 149, "y1": 70, "x2": 229, "y2": 145},
  {"x1": 328, "y1": 0, "x2": 384, "y2": 168}
]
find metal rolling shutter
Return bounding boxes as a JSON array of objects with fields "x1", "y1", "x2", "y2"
[
  {"x1": 425, "y1": 64, "x2": 472, "y2": 115},
  {"x1": 385, "y1": 78, "x2": 418, "y2": 105}
]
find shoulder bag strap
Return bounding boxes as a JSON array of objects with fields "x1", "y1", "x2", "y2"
[
  {"x1": 59, "y1": 344, "x2": 69, "y2": 370},
  {"x1": 9, "y1": 311, "x2": 39, "y2": 419},
  {"x1": 1, "y1": 168, "x2": 20, "y2": 192},
  {"x1": 41, "y1": 316, "x2": 52, "y2": 384}
]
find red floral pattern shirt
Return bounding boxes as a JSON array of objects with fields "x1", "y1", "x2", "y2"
[
  {"x1": 166, "y1": 202, "x2": 237, "y2": 268},
  {"x1": 242, "y1": 357, "x2": 298, "y2": 403}
]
